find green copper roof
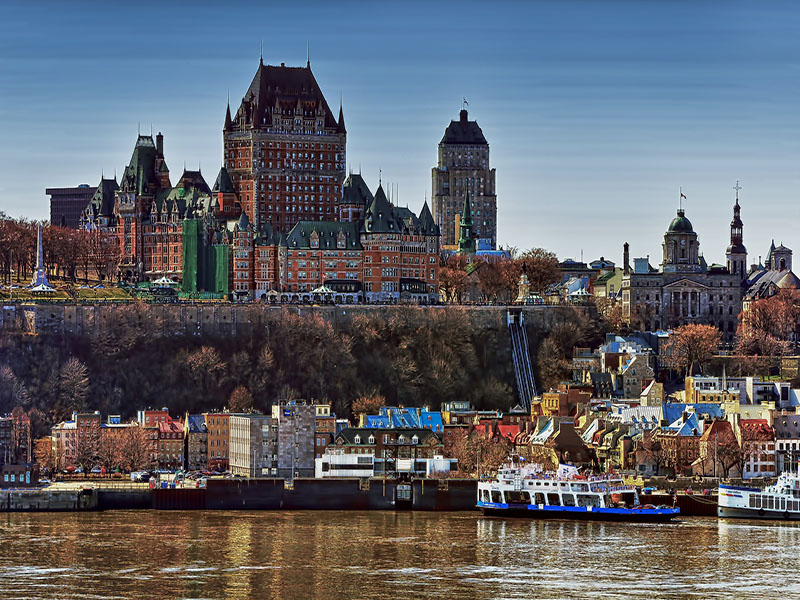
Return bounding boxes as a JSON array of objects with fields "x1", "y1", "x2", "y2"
[
  {"x1": 212, "y1": 166, "x2": 235, "y2": 194},
  {"x1": 458, "y1": 190, "x2": 475, "y2": 254},
  {"x1": 342, "y1": 173, "x2": 373, "y2": 207},
  {"x1": 668, "y1": 209, "x2": 694, "y2": 233},
  {"x1": 363, "y1": 185, "x2": 403, "y2": 234},
  {"x1": 417, "y1": 201, "x2": 439, "y2": 235},
  {"x1": 88, "y1": 176, "x2": 119, "y2": 218},
  {"x1": 286, "y1": 220, "x2": 362, "y2": 250}
]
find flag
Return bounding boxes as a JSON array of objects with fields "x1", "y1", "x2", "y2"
[
  {"x1": 680, "y1": 192, "x2": 687, "y2": 199},
  {"x1": 557, "y1": 464, "x2": 578, "y2": 479},
  {"x1": 463, "y1": 97, "x2": 469, "y2": 107}
]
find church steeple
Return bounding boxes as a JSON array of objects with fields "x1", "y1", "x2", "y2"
[
  {"x1": 726, "y1": 181, "x2": 747, "y2": 281},
  {"x1": 457, "y1": 190, "x2": 476, "y2": 255}
]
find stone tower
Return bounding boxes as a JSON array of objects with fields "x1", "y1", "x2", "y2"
[
  {"x1": 431, "y1": 108, "x2": 497, "y2": 248},
  {"x1": 662, "y1": 208, "x2": 702, "y2": 273}
]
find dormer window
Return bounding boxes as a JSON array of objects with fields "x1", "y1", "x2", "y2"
[
  {"x1": 354, "y1": 435, "x2": 361, "y2": 444},
  {"x1": 411, "y1": 435, "x2": 419, "y2": 444},
  {"x1": 368, "y1": 435, "x2": 375, "y2": 444}
]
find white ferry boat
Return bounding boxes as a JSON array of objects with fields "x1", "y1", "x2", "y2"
[
  {"x1": 477, "y1": 463, "x2": 680, "y2": 522},
  {"x1": 718, "y1": 471, "x2": 800, "y2": 520}
]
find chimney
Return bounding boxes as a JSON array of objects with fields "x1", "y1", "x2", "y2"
[
  {"x1": 623, "y1": 242, "x2": 630, "y2": 275},
  {"x1": 156, "y1": 132, "x2": 164, "y2": 155},
  {"x1": 460, "y1": 109, "x2": 468, "y2": 123}
]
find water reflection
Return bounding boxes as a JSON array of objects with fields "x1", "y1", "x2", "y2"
[{"x1": 1, "y1": 512, "x2": 800, "y2": 599}]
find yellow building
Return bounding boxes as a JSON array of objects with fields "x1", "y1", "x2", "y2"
[
  {"x1": 685, "y1": 377, "x2": 740, "y2": 405},
  {"x1": 723, "y1": 401, "x2": 774, "y2": 422}
]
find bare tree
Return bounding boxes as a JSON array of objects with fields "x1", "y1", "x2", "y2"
[
  {"x1": 515, "y1": 248, "x2": 561, "y2": 294},
  {"x1": 228, "y1": 386, "x2": 254, "y2": 413},
  {"x1": 351, "y1": 391, "x2": 385, "y2": 421},
  {"x1": 72, "y1": 428, "x2": 100, "y2": 472},
  {"x1": 638, "y1": 430, "x2": 666, "y2": 476},
  {"x1": 57, "y1": 357, "x2": 90, "y2": 418},
  {"x1": 438, "y1": 254, "x2": 469, "y2": 303},
  {"x1": 10, "y1": 406, "x2": 31, "y2": 463},
  {"x1": 663, "y1": 324, "x2": 721, "y2": 375},
  {"x1": 445, "y1": 427, "x2": 512, "y2": 478},
  {"x1": 116, "y1": 425, "x2": 155, "y2": 472},
  {"x1": 34, "y1": 437, "x2": 55, "y2": 474}
]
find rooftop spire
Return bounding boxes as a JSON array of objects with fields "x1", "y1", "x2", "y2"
[
  {"x1": 307, "y1": 40, "x2": 310, "y2": 68},
  {"x1": 457, "y1": 190, "x2": 475, "y2": 255},
  {"x1": 224, "y1": 92, "x2": 232, "y2": 131},
  {"x1": 260, "y1": 39, "x2": 263, "y2": 65},
  {"x1": 461, "y1": 189, "x2": 473, "y2": 226},
  {"x1": 733, "y1": 180, "x2": 742, "y2": 205},
  {"x1": 337, "y1": 94, "x2": 346, "y2": 133}
]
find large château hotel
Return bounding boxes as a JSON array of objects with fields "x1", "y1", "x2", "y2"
[
  {"x1": 223, "y1": 57, "x2": 347, "y2": 231},
  {"x1": 80, "y1": 58, "x2": 441, "y2": 303}
]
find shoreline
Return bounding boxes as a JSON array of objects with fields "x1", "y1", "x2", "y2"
[{"x1": 1, "y1": 477, "x2": 718, "y2": 516}]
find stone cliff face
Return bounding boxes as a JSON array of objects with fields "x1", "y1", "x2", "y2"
[{"x1": 0, "y1": 303, "x2": 600, "y2": 421}]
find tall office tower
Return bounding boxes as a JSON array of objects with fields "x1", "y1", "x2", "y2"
[{"x1": 431, "y1": 108, "x2": 496, "y2": 248}]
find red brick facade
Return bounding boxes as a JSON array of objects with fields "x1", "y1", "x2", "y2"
[
  {"x1": 223, "y1": 59, "x2": 346, "y2": 232},
  {"x1": 81, "y1": 59, "x2": 441, "y2": 300}
]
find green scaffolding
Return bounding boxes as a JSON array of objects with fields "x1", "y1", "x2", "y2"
[{"x1": 182, "y1": 219, "x2": 229, "y2": 297}]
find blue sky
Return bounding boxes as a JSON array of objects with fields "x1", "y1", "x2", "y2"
[{"x1": 1, "y1": 1, "x2": 798, "y2": 266}]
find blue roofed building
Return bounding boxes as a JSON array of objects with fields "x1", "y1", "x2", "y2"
[
  {"x1": 658, "y1": 407, "x2": 708, "y2": 476},
  {"x1": 362, "y1": 407, "x2": 444, "y2": 433},
  {"x1": 662, "y1": 402, "x2": 723, "y2": 426}
]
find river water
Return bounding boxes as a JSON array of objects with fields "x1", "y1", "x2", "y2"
[{"x1": 0, "y1": 511, "x2": 798, "y2": 599}]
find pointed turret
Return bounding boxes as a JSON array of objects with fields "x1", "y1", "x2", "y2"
[
  {"x1": 236, "y1": 210, "x2": 250, "y2": 231},
  {"x1": 766, "y1": 239, "x2": 776, "y2": 269},
  {"x1": 418, "y1": 200, "x2": 439, "y2": 236},
  {"x1": 340, "y1": 173, "x2": 372, "y2": 222},
  {"x1": 364, "y1": 184, "x2": 401, "y2": 233},
  {"x1": 212, "y1": 166, "x2": 235, "y2": 194},
  {"x1": 337, "y1": 102, "x2": 346, "y2": 134},
  {"x1": 224, "y1": 101, "x2": 232, "y2": 131}
]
